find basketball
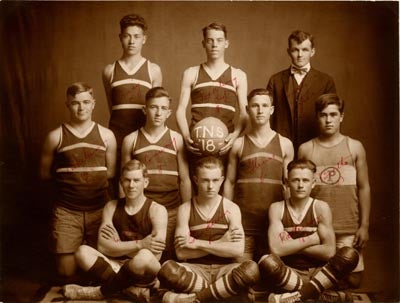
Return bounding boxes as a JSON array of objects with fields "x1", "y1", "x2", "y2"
[{"x1": 191, "y1": 117, "x2": 229, "y2": 155}]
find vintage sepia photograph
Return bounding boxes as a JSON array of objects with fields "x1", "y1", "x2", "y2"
[{"x1": 0, "y1": 1, "x2": 398, "y2": 302}]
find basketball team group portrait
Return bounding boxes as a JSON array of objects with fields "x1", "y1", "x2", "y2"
[{"x1": 0, "y1": 2, "x2": 398, "y2": 303}]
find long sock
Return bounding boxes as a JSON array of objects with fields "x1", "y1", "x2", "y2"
[
  {"x1": 300, "y1": 247, "x2": 359, "y2": 300},
  {"x1": 196, "y1": 261, "x2": 260, "y2": 301},
  {"x1": 85, "y1": 257, "x2": 116, "y2": 284},
  {"x1": 100, "y1": 262, "x2": 153, "y2": 296},
  {"x1": 259, "y1": 255, "x2": 303, "y2": 291},
  {"x1": 158, "y1": 260, "x2": 206, "y2": 293}
]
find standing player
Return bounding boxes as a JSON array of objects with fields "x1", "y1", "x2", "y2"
[
  {"x1": 259, "y1": 159, "x2": 359, "y2": 303},
  {"x1": 62, "y1": 160, "x2": 168, "y2": 301},
  {"x1": 176, "y1": 22, "x2": 248, "y2": 157},
  {"x1": 103, "y1": 14, "x2": 162, "y2": 194},
  {"x1": 267, "y1": 30, "x2": 336, "y2": 150},
  {"x1": 224, "y1": 88, "x2": 294, "y2": 261},
  {"x1": 121, "y1": 87, "x2": 191, "y2": 261},
  {"x1": 158, "y1": 157, "x2": 260, "y2": 303},
  {"x1": 298, "y1": 93, "x2": 371, "y2": 289},
  {"x1": 39, "y1": 82, "x2": 117, "y2": 279}
]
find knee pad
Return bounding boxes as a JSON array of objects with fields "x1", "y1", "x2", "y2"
[
  {"x1": 329, "y1": 247, "x2": 359, "y2": 278},
  {"x1": 258, "y1": 254, "x2": 286, "y2": 281},
  {"x1": 232, "y1": 260, "x2": 260, "y2": 288},
  {"x1": 157, "y1": 260, "x2": 191, "y2": 291}
]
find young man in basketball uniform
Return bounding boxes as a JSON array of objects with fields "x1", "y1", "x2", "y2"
[
  {"x1": 121, "y1": 87, "x2": 191, "y2": 262},
  {"x1": 298, "y1": 93, "x2": 371, "y2": 290},
  {"x1": 224, "y1": 88, "x2": 294, "y2": 262},
  {"x1": 62, "y1": 160, "x2": 168, "y2": 301},
  {"x1": 103, "y1": 14, "x2": 162, "y2": 195},
  {"x1": 40, "y1": 82, "x2": 117, "y2": 280},
  {"x1": 158, "y1": 156, "x2": 260, "y2": 303},
  {"x1": 258, "y1": 159, "x2": 359, "y2": 303},
  {"x1": 267, "y1": 30, "x2": 336, "y2": 151},
  {"x1": 176, "y1": 22, "x2": 248, "y2": 157}
]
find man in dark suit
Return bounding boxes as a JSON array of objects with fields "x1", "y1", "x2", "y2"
[{"x1": 267, "y1": 30, "x2": 336, "y2": 150}]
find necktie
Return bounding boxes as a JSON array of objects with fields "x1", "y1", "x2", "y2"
[{"x1": 291, "y1": 66, "x2": 308, "y2": 75}]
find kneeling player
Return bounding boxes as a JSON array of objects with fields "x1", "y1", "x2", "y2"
[
  {"x1": 62, "y1": 160, "x2": 167, "y2": 301},
  {"x1": 158, "y1": 156, "x2": 260, "y2": 303},
  {"x1": 259, "y1": 159, "x2": 359, "y2": 302}
]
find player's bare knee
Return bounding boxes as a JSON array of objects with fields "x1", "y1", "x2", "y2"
[
  {"x1": 74, "y1": 245, "x2": 92, "y2": 261},
  {"x1": 129, "y1": 249, "x2": 159, "y2": 273},
  {"x1": 329, "y1": 246, "x2": 359, "y2": 275},
  {"x1": 232, "y1": 260, "x2": 260, "y2": 287}
]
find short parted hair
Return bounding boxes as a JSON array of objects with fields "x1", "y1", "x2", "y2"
[
  {"x1": 195, "y1": 156, "x2": 224, "y2": 177},
  {"x1": 66, "y1": 82, "x2": 93, "y2": 98},
  {"x1": 287, "y1": 159, "x2": 317, "y2": 174},
  {"x1": 315, "y1": 93, "x2": 345, "y2": 114},
  {"x1": 145, "y1": 86, "x2": 172, "y2": 104},
  {"x1": 288, "y1": 30, "x2": 314, "y2": 48},
  {"x1": 120, "y1": 14, "x2": 147, "y2": 33},
  {"x1": 121, "y1": 159, "x2": 148, "y2": 179},
  {"x1": 247, "y1": 88, "x2": 274, "y2": 105},
  {"x1": 202, "y1": 22, "x2": 227, "y2": 39}
]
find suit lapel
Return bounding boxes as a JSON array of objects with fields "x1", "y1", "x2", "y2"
[
  {"x1": 300, "y1": 68, "x2": 317, "y2": 98},
  {"x1": 283, "y1": 68, "x2": 294, "y2": 117}
]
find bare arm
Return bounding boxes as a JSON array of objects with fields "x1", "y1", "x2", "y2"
[
  {"x1": 300, "y1": 200, "x2": 336, "y2": 260},
  {"x1": 121, "y1": 132, "x2": 137, "y2": 172},
  {"x1": 174, "y1": 132, "x2": 192, "y2": 202},
  {"x1": 220, "y1": 69, "x2": 248, "y2": 155},
  {"x1": 99, "y1": 126, "x2": 117, "y2": 179},
  {"x1": 297, "y1": 141, "x2": 313, "y2": 161},
  {"x1": 102, "y1": 64, "x2": 114, "y2": 112},
  {"x1": 175, "y1": 199, "x2": 244, "y2": 259},
  {"x1": 146, "y1": 202, "x2": 168, "y2": 260},
  {"x1": 176, "y1": 67, "x2": 201, "y2": 155},
  {"x1": 175, "y1": 202, "x2": 209, "y2": 260},
  {"x1": 350, "y1": 139, "x2": 371, "y2": 249},
  {"x1": 149, "y1": 62, "x2": 163, "y2": 87},
  {"x1": 97, "y1": 200, "x2": 143, "y2": 257},
  {"x1": 281, "y1": 136, "x2": 294, "y2": 180},
  {"x1": 223, "y1": 138, "x2": 241, "y2": 199},
  {"x1": 39, "y1": 128, "x2": 60, "y2": 180},
  {"x1": 268, "y1": 202, "x2": 321, "y2": 257}
]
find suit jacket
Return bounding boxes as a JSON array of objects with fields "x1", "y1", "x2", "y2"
[{"x1": 267, "y1": 67, "x2": 336, "y2": 149}]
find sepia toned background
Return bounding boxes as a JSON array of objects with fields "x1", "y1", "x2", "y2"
[{"x1": 0, "y1": 1, "x2": 398, "y2": 302}]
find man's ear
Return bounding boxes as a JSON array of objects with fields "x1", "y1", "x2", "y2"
[
  {"x1": 340, "y1": 112, "x2": 344, "y2": 123},
  {"x1": 142, "y1": 35, "x2": 147, "y2": 45},
  {"x1": 225, "y1": 39, "x2": 229, "y2": 49},
  {"x1": 193, "y1": 175, "x2": 198, "y2": 186},
  {"x1": 142, "y1": 105, "x2": 147, "y2": 115},
  {"x1": 310, "y1": 47, "x2": 316, "y2": 58},
  {"x1": 144, "y1": 177, "x2": 149, "y2": 188}
]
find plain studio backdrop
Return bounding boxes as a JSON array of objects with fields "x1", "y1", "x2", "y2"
[{"x1": 0, "y1": 1, "x2": 398, "y2": 301}]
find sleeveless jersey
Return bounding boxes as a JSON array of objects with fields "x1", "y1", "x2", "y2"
[
  {"x1": 109, "y1": 58, "x2": 152, "y2": 146},
  {"x1": 131, "y1": 128, "x2": 180, "y2": 209},
  {"x1": 234, "y1": 134, "x2": 284, "y2": 236},
  {"x1": 189, "y1": 197, "x2": 232, "y2": 264},
  {"x1": 309, "y1": 137, "x2": 359, "y2": 234},
  {"x1": 112, "y1": 198, "x2": 153, "y2": 243},
  {"x1": 190, "y1": 65, "x2": 238, "y2": 133},
  {"x1": 54, "y1": 123, "x2": 108, "y2": 211},
  {"x1": 280, "y1": 199, "x2": 325, "y2": 270}
]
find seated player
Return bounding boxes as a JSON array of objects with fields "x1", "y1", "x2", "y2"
[
  {"x1": 258, "y1": 159, "x2": 359, "y2": 303},
  {"x1": 157, "y1": 156, "x2": 260, "y2": 303},
  {"x1": 298, "y1": 93, "x2": 370, "y2": 290},
  {"x1": 121, "y1": 86, "x2": 191, "y2": 262},
  {"x1": 62, "y1": 160, "x2": 168, "y2": 301}
]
